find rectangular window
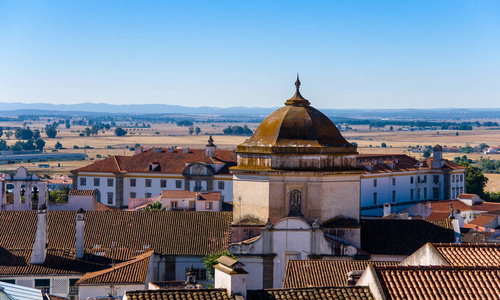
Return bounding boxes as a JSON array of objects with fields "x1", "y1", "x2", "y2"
[
  {"x1": 94, "y1": 178, "x2": 100, "y2": 186},
  {"x1": 130, "y1": 179, "x2": 136, "y2": 187},
  {"x1": 392, "y1": 191, "x2": 396, "y2": 203},
  {"x1": 411, "y1": 177, "x2": 414, "y2": 184},
  {"x1": 417, "y1": 176, "x2": 421, "y2": 183},
  {"x1": 392, "y1": 178, "x2": 396, "y2": 185},
  {"x1": 424, "y1": 188, "x2": 427, "y2": 199},
  {"x1": 452, "y1": 175, "x2": 455, "y2": 182},
  {"x1": 373, "y1": 179, "x2": 377, "y2": 187},
  {"x1": 218, "y1": 181, "x2": 225, "y2": 190},
  {"x1": 107, "y1": 178, "x2": 113, "y2": 187},
  {"x1": 410, "y1": 189, "x2": 414, "y2": 201},
  {"x1": 176, "y1": 180, "x2": 182, "y2": 189},
  {"x1": 35, "y1": 279, "x2": 50, "y2": 293},
  {"x1": 423, "y1": 176, "x2": 427, "y2": 183},
  {"x1": 189, "y1": 201, "x2": 195, "y2": 209},
  {"x1": 0, "y1": 279, "x2": 15, "y2": 284},
  {"x1": 205, "y1": 202, "x2": 213, "y2": 210},
  {"x1": 433, "y1": 188, "x2": 439, "y2": 199},
  {"x1": 107, "y1": 193, "x2": 113, "y2": 205},
  {"x1": 171, "y1": 201, "x2": 178, "y2": 208},
  {"x1": 373, "y1": 192, "x2": 377, "y2": 205},
  {"x1": 194, "y1": 182, "x2": 202, "y2": 192},
  {"x1": 460, "y1": 174, "x2": 464, "y2": 182},
  {"x1": 460, "y1": 187, "x2": 464, "y2": 194},
  {"x1": 130, "y1": 192, "x2": 136, "y2": 198},
  {"x1": 69, "y1": 279, "x2": 79, "y2": 294},
  {"x1": 433, "y1": 175, "x2": 439, "y2": 184},
  {"x1": 417, "y1": 188, "x2": 421, "y2": 200},
  {"x1": 145, "y1": 179, "x2": 152, "y2": 187},
  {"x1": 80, "y1": 177, "x2": 86, "y2": 186},
  {"x1": 452, "y1": 188, "x2": 456, "y2": 199},
  {"x1": 160, "y1": 180, "x2": 167, "y2": 188},
  {"x1": 145, "y1": 193, "x2": 152, "y2": 198},
  {"x1": 187, "y1": 268, "x2": 207, "y2": 281}
]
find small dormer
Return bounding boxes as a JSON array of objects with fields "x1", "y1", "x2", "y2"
[
  {"x1": 148, "y1": 162, "x2": 161, "y2": 171},
  {"x1": 205, "y1": 136, "x2": 216, "y2": 158}
]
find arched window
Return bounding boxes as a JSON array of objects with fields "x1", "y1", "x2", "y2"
[
  {"x1": 94, "y1": 189, "x2": 101, "y2": 203},
  {"x1": 289, "y1": 189, "x2": 302, "y2": 216}
]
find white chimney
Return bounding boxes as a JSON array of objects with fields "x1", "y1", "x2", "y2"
[
  {"x1": 76, "y1": 208, "x2": 85, "y2": 259},
  {"x1": 205, "y1": 136, "x2": 216, "y2": 158},
  {"x1": 30, "y1": 204, "x2": 48, "y2": 264},
  {"x1": 214, "y1": 256, "x2": 248, "y2": 299},
  {"x1": 383, "y1": 203, "x2": 391, "y2": 217}
]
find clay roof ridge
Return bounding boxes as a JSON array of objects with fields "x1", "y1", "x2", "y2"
[
  {"x1": 260, "y1": 286, "x2": 370, "y2": 292},
  {"x1": 376, "y1": 265, "x2": 500, "y2": 270},
  {"x1": 76, "y1": 250, "x2": 154, "y2": 284},
  {"x1": 114, "y1": 156, "x2": 123, "y2": 173},
  {"x1": 433, "y1": 242, "x2": 500, "y2": 247}
]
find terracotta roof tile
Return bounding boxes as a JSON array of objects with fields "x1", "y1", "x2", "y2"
[
  {"x1": 468, "y1": 214, "x2": 498, "y2": 227},
  {"x1": 96, "y1": 202, "x2": 121, "y2": 211},
  {"x1": 357, "y1": 154, "x2": 466, "y2": 174},
  {"x1": 0, "y1": 211, "x2": 232, "y2": 276},
  {"x1": 427, "y1": 199, "x2": 500, "y2": 213},
  {"x1": 68, "y1": 190, "x2": 95, "y2": 196},
  {"x1": 125, "y1": 289, "x2": 234, "y2": 300},
  {"x1": 247, "y1": 287, "x2": 374, "y2": 300},
  {"x1": 161, "y1": 190, "x2": 221, "y2": 201},
  {"x1": 433, "y1": 243, "x2": 500, "y2": 267},
  {"x1": 375, "y1": 266, "x2": 500, "y2": 300},
  {"x1": 361, "y1": 219, "x2": 455, "y2": 255},
  {"x1": 73, "y1": 149, "x2": 236, "y2": 175},
  {"x1": 426, "y1": 211, "x2": 451, "y2": 221},
  {"x1": 283, "y1": 260, "x2": 398, "y2": 288},
  {"x1": 76, "y1": 250, "x2": 153, "y2": 285}
]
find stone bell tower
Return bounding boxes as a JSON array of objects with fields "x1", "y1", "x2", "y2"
[{"x1": 232, "y1": 75, "x2": 363, "y2": 227}]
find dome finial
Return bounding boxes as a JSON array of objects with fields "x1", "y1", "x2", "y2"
[{"x1": 285, "y1": 74, "x2": 310, "y2": 106}]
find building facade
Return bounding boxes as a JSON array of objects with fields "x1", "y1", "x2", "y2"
[{"x1": 71, "y1": 137, "x2": 236, "y2": 209}]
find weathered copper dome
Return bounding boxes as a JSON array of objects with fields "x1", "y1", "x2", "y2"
[
  {"x1": 237, "y1": 77, "x2": 356, "y2": 155},
  {"x1": 235, "y1": 77, "x2": 358, "y2": 171}
]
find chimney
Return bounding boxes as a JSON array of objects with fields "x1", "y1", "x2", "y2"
[
  {"x1": 76, "y1": 208, "x2": 85, "y2": 259},
  {"x1": 205, "y1": 136, "x2": 216, "y2": 158},
  {"x1": 30, "y1": 203, "x2": 48, "y2": 264},
  {"x1": 214, "y1": 256, "x2": 248, "y2": 299},
  {"x1": 383, "y1": 203, "x2": 391, "y2": 217},
  {"x1": 431, "y1": 144, "x2": 445, "y2": 168},
  {"x1": 185, "y1": 265, "x2": 200, "y2": 289}
]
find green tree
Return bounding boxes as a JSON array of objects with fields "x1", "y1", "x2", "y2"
[
  {"x1": 203, "y1": 250, "x2": 237, "y2": 280},
  {"x1": 195, "y1": 127, "x2": 201, "y2": 135},
  {"x1": 381, "y1": 143, "x2": 387, "y2": 148},
  {"x1": 15, "y1": 128, "x2": 33, "y2": 140},
  {"x1": 33, "y1": 129, "x2": 41, "y2": 139},
  {"x1": 422, "y1": 148, "x2": 432, "y2": 158},
  {"x1": 55, "y1": 142, "x2": 63, "y2": 149},
  {"x1": 45, "y1": 126, "x2": 57, "y2": 138},
  {"x1": 188, "y1": 127, "x2": 194, "y2": 135},
  {"x1": 144, "y1": 201, "x2": 166, "y2": 211},
  {"x1": 0, "y1": 127, "x2": 3, "y2": 137},
  {"x1": 84, "y1": 127, "x2": 91, "y2": 137},
  {"x1": 115, "y1": 127, "x2": 127, "y2": 137},
  {"x1": 0, "y1": 139, "x2": 8, "y2": 150},
  {"x1": 4, "y1": 131, "x2": 12, "y2": 139},
  {"x1": 65, "y1": 119, "x2": 71, "y2": 129},
  {"x1": 460, "y1": 162, "x2": 488, "y2": 197},
  {"x1": 35, "y1": 138, "x2": 45, "y2": 151}
]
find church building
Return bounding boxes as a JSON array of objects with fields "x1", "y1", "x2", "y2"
[{"x1": 229, "y1": 77, "x2": 366, "y2": 289}]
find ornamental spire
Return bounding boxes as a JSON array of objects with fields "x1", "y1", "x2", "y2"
[{"x1": 285, "y1": 73, "x2": 310, "y2": 106}]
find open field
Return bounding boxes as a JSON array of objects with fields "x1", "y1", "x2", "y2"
[
  {"x1": 486, "y1": 174, "x2": 500, "y2": 193},
  {"x1": 2, "y1": 119, "x2": 500, "y2": 176}
]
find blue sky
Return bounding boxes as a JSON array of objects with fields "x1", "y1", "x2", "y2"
[{"x1": 1, "y1": 1, "x2": 499, "y2": 109}]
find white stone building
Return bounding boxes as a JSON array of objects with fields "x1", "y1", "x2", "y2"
[
  {"x1": 71, "y1": 137, "x2": 235, "y2": 209},
  {"x1": 358, "y1": 145, "x2": 467, "y2": 217}
]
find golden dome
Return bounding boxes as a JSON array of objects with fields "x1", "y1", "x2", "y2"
[{"x1": 237, "y1": 77, "x2": 356, "y2": 155}]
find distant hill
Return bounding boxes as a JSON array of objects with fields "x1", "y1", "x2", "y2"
[{"x1": 1, "y1": 102, "x2": 500, "y2": 120}]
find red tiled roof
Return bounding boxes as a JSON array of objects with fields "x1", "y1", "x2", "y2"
[
  {"x1": 161, "y1": 190, "x2": 221, "y2": 201},
  {"x1": 247, "y1": 287, "x2": 374, "y2": 300},
  {"x1": 426, "y1": 211, "x2": 450, "y2": 221},
  {"x1": 375, "y1": 266, "x2": 500, "y2": 299},
  {"x1": 96, "y1": 202, "x2": 121, "y2": 211},
  {"x1": 468, "y1": 215, "x2": 498, "y2": 227},
  {"x1": 69, "y1": 190, "x2": 95, "y2": 196},
  {"x1": 458, "y1": 193, "x2": 476, "y2": 199},
  {"x1": 433, "y1": 243, "x2": 500, "y2": 267},
  {"x1": 427, "y1": 199, "x2": 500, "y2": 213},
  {"x1": 0, "y1": 211, "x2": 232, "y2": 276},
  {"x1": 357, "y1": 154, "x2": 466, "y2": 174},
  {"x1": 283, "y1": 260, "x2": 398, "y2": 288},
  {"x1": 76, "y1": 250, "x2": 153, "y2": 285},
  {"x1": 125, "y1": 289, "x2": 234, "y2": 300},
  {"x1": 72, "y1": 149, "x2": 236, "y2": 175}
]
